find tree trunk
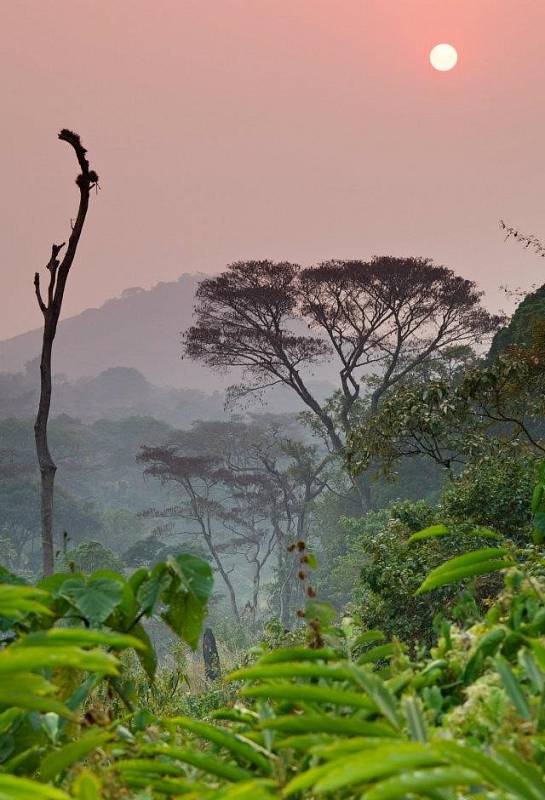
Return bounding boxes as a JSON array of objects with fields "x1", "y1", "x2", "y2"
[
  {"x1": 34, "y1": 323, "x2": 57, "y2": 575},
  {"x1": 202, "y1": 627, "x2": 221, "y2": 682},
  {"x1": 32, "y1": 131, "x2": 97, "y2": 575},
  {"x1": 205, "y1": 536, "x2": 241, "y2": 622}
]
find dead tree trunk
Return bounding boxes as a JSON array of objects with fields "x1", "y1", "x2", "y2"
[
  {"x1": 202, "y1": 627, "x2": 221, "y2": 682},
  {"x1": 34, "y1": 130, "x2": 98, "y2": 575}
]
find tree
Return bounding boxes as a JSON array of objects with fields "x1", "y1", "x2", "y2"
[
  {"x1": 33, "y1": 130, "x2": 98, "y2": 574},
  {"x1": 184, "y1": 258, "x2": 500, "y2": 461},
  {"x1": 138, "y1": 416, "x2": 330, "y2": 625},
  {"x1": 348, "y1": 347, "x2": 545, "y2": 479}
]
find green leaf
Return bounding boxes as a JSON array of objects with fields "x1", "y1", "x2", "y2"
[
  {"x1": 409, "y1": 524, "x2": 449, "y2": 542},
  {"x1": 18, "y1": 628, "x2": 144, "y2": 651},
  {"x1": 363, "y1": 766, "x2": 481, "y2": 800},
  {"x1": 71, "y1": 770, "x2": 102, "y2": 800},
  {"x1": 171, "y1": 553, "x2": 214, "y2": 603},
  {"x1": 346, "y1": 664, "x2": 400, "y2": 729},
  {"x1": 0, "y1": 585, "x2": 52, "y2": 619},
  {"x1": 494, "y1": 746, "x2": 545, "y2": 800},
  {"x1": 435, "y1": 741, "x2": 540, "y2": 800},
  {"x1": 140, "y1": 743, "x2": 252, "y2": 781},
  {"x1": 161, "y1": 586, "x2": 205, "y2": 650},
  {"x1": 161, "y1": 556, "x2": 213, "y2": 649},
  {"x1": 495, "y1": 655, "x2": 531, "y2": 720},
  {"x1": 531, "y1": 484, "x2": 544, "y2": 513},
  {"x1": 403, "y1": 697, "x2": 427, "y2": 742},
  {"x1": 0, "y1": 672, "x2": 74, "y2": 718},
  {"x1": 240, "y1": 682, "x2": 376, "y2": 712},
  {"x1": 0, "y1": 646, "x2": 119, "y2": 676},
  {"x1": 228, "y1": 662, "x2": 356, "y2": 684},
  {"x1": 259, "y1": 647, "x2": 338, "y2": 664},
  {"x1": 136, "y1": 567, "x2": 170, "y2": 615},
  {"x1": 357, "y1": 644, "x2": 397, "y2": 664},
  {"x1": 130, "y1": 622, "x2": 157, "y2": 680},
  {"x1": 0, "y1": 775, "x2": 70, "y2": 798},
  {"x1": 528, "y1": 639, "x2": 545, "y2": 672},
  {"x1": 172, "y1": 716, "x2": 272, "y2": 773},
  {"x1": 312, "y1": 743, "x2": 444, "y2": 793},
  {"x1": 260, "y1": 714, "x2": 398, "y2": 738},
  {"x1": 40, "y1": 731, "x2": 113, "y2": 781},
  {"x1": 353, "y1": 630, "x2": 385, "y2": 648},
  {"x1": 199, "y1": 778, "x2": 275, "y2": 800},
  {"x1": 519, "y1": 648, "x2": 544, "y2": 693},
  {"x1": 416, "y1": 548, "x2": 512, "y2": 594},
  {"x1": 59, "y1": 577, "x2": 123, "y2": 625}
]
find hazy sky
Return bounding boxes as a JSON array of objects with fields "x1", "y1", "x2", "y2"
[{"x1": 1, "y1": 0, "x2": 545, "y2": 340}]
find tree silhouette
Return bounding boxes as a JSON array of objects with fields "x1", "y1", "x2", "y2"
[
  {"x1": 184, "y1": 257, "x2": 500, "y2": 458},
  {"x1": 33, "y1": 130, "x2": 98, "y2": 574}
]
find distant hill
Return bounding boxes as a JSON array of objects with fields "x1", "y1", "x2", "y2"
[
  {"x1": 0, "y1": 365, "x2": 227, "y2": 426},
  {"x1": 0, "y1": 274, "x2": 210, "y2": 389},
  {"x1": 0, "y1": 273, "x2": 337, "y2": 406}
]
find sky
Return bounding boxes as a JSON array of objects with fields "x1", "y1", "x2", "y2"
[{"x1": 1, "y1": 0, "x2": 545, "y2": 340}]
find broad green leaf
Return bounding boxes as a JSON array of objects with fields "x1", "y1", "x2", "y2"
[
  {"x1": 135, "y1": 565, "x2": 169, "y2": 614},
  {"x1": 59, "y1": 577, "x2": 123, "y2": 625},
  {"x1": 170, "y1": 553, "x2": 214, "y2": 603},
  {"x1": 161, "y1": 587, "x2": 204, "y2": 650},
  {"x1": 130, "y1": 622, "x2": 157, "y2": 680},
  {"x1": 161, "y1": 555, "x2": 213, "y2": 649}
]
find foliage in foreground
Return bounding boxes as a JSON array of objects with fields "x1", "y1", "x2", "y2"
[{"x1": 4, "y1": 470, "x2": 545, "y2": 798}]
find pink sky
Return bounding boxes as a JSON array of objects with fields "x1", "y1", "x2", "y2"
[{"x1": 1, "y1": 0, "x2": 545, "y2": 340}]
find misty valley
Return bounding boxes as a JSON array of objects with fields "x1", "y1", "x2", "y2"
[{"x1": 2, "y1": 5, "x2": 545, "y2": 797}]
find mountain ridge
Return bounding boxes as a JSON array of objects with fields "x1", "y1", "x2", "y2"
[{"x1": 0, "y1": 274, "x2": 210, "y2": 389}]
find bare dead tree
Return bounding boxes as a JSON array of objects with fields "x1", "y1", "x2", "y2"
[{"x1": 33, "y1": 130, "x2": 98, "y2": 574}]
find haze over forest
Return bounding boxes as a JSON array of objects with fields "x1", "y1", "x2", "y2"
[{"x1": 4, "y1": 5, "x2": 545, "y2": 796}]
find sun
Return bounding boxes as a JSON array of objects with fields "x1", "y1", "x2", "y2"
[{"x1": 429, "y1": 43, "x2": 458, "y2": 72}]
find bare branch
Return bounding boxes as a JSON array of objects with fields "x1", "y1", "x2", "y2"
[{"x1": 33, "y1": 273, "x2": 47, "y2": 315}]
